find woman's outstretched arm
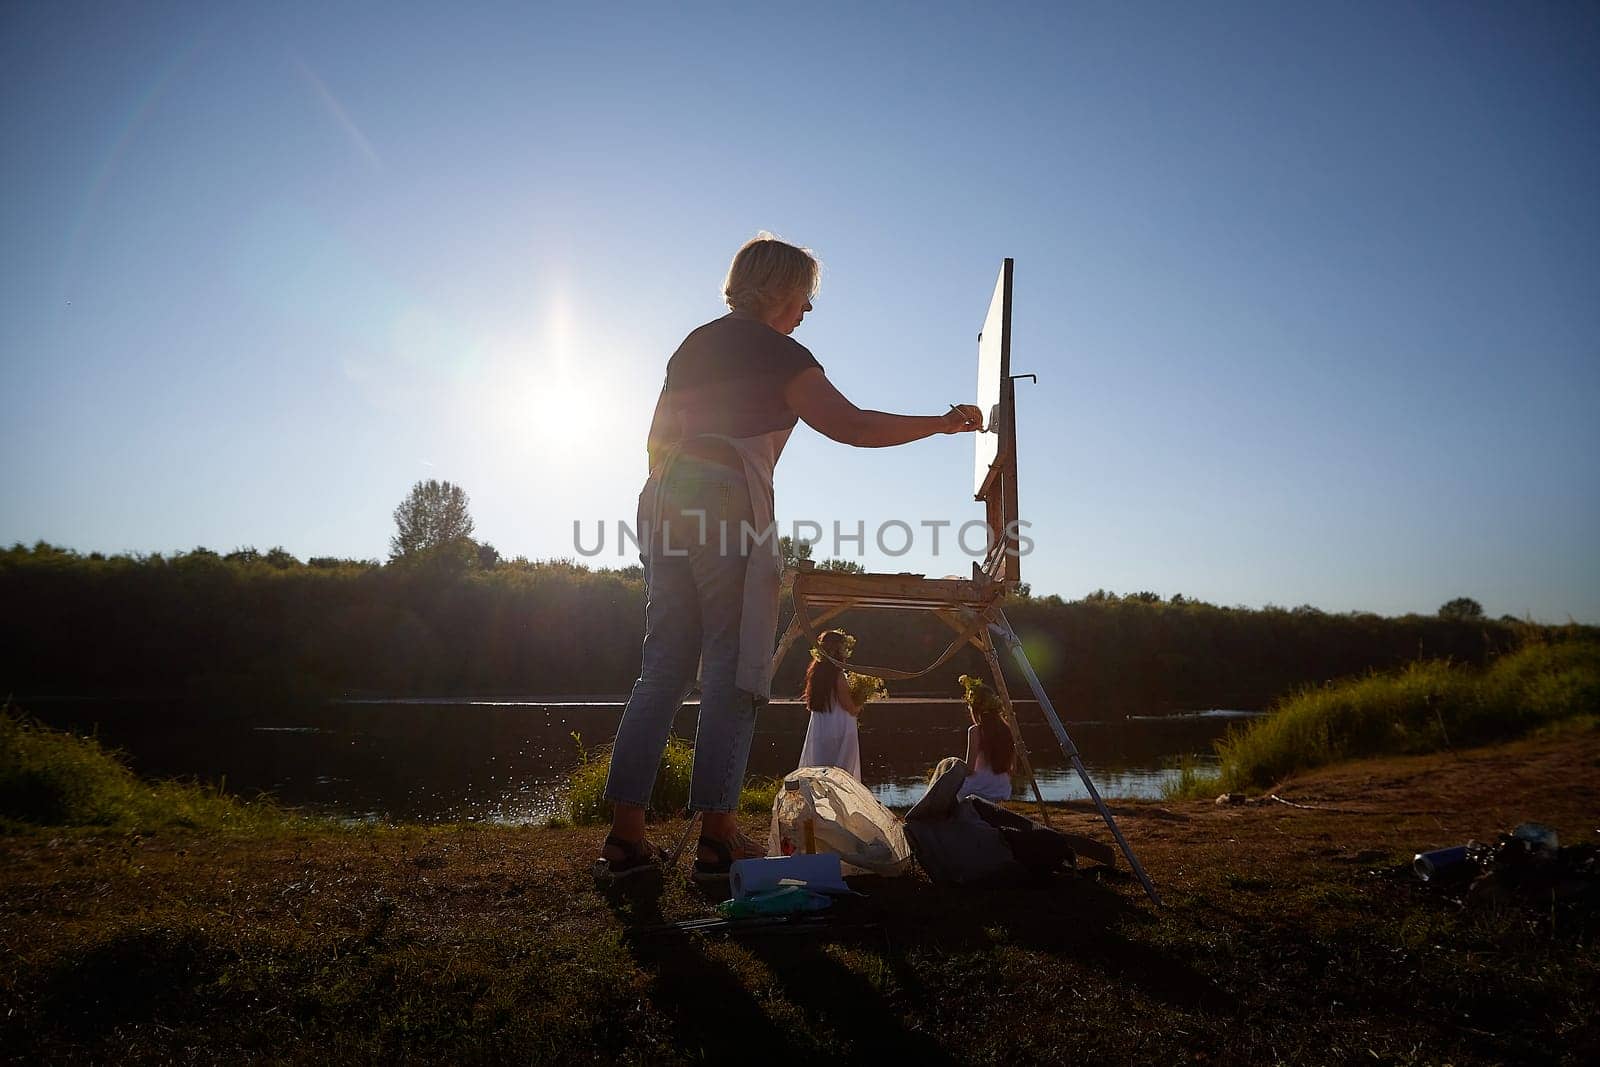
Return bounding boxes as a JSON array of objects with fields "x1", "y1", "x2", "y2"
[{"x1": 785, "y1": 368, "x2": 981, "y2": 447}]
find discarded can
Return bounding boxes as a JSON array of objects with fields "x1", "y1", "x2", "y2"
[{"x1": 1413, "y1": 845, "x2": 1472, "y2": 883}]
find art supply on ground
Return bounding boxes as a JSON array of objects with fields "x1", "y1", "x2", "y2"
[
  {"x1": 717, "y1": 885, "x2": 833, "y2": 919},
  {"x1": 622, "y1": 912, "x2": 868, "y2": 942},
  {"x1": 730, "y1": 853, "x2": 851, "y2": 899}
]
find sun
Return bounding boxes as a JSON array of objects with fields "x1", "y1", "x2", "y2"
[
  {"x1": 477, "y1": 283, "x2": 636, "y2": 473},
  {"x1": 479, "y1": 349, "x2": 593, "y2": 461},
  {"x1": 529, "y1": 364, "x2": 596, "y2": 454}
]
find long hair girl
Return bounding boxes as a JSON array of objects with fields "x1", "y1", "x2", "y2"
[
  {"x1": 802, "y1": 629, "x2": 853, "y2": 712},
  {"x1": 963, "y1": 675, "x2": 1016, "y2": 774}
]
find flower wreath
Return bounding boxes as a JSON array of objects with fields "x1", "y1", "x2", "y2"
[
  {"x1": 809, "y1": 628, "x2": 856, "y2": 664},
  {"x1": 959, "y1": 673, "x2": 1004, "y2": 718}
]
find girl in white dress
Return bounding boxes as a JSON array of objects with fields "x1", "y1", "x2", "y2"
[
  {"x1": 927, "y1": 674, "x2": 1015, "y2": 801},
  {"x1": 959, "y1": 695, "x2": 1015, "y2": 801},
  {"x1": 797, "y1": 629, "x2": 862, "y2": 780}
]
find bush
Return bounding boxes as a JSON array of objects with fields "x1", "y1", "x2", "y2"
[
  {"x1": 565, "y1": 735, "x2": 693, "y2": 825},
  {"x1": 0, "y1": 703, "x2": 286, "y2": 831},
  {"x1": 1202, "y1": 640, "x2": 1599, "y2": 793},
  {"x1": 565, "y1": 734, "x2": 778, "y2": 824},
  {"x1": 1160, "y1": 754, "x2": 1221, "y2": 801}
]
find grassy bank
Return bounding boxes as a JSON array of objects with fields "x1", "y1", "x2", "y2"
[
  {"x1": 0, "y1": 704, "x2": 288, "y2": 834},
  {"x1": 0, "y1": 703, "x2": 779, "y2": 837},
  {"x1": 1168, "y1": 639, "x2": 1600, "y2": 799}
]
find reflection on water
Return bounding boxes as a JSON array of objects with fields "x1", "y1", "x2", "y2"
[{"x1": 26, "y1": 698, "x2": 1258, "y2": 824}]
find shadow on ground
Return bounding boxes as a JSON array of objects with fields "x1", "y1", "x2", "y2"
[{"x1": 606, "y1": 864, "x2": 1224, "y2": 1061}]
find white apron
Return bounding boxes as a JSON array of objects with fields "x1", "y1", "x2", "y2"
[{"x1": 651, "y1": 427, "x2": 792, "y2": 702}]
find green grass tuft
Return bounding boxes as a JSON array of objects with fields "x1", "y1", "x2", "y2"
[
  {"x1": 564, "y1": 735, "x2": 778, "y2": 824},
  {"x1": 1160, "y1": 754, "x2": 1223, "y2": 801},
  {"x1": 1206, "y1": 639, "x2": 1599, "y2": 793},
  {"x1": 0, "y1": 702, "x2": 289, "y2": 832},
  {"x1": 737, "y1": 776, "x2": 780, "y2": 815},
  {"x1": 564, "y1": 735, "x2": 692, "y2": 824}
]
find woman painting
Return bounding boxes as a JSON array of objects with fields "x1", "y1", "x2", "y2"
[{"x1": 598, "y1": 233, "x2": 983, "y2": 884}]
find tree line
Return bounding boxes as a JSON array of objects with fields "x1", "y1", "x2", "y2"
[{"x1": 3, "y1": 539, "x2": 1584, "y2": 715}]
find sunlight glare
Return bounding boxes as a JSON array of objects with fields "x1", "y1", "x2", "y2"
[{"x1": 481, "y1": 285, "x2": 622, "y2": 467}]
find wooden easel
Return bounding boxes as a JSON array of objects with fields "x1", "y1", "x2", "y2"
[
  {"x1": 771, "y1": 564, "x2": 1052, "y2": 814},
  {"x1": 769, "y1": 260, "x2": 1162, "y2": 905}
]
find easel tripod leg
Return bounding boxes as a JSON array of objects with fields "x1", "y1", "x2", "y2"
[
  {"x1": 989, "y1": 613, "x2": 1163, "y2": 907},
  {"x1": 769, "y1": 616, "x2": 805, "y2": 683}
]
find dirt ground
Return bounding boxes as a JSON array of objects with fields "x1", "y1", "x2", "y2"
[{"x1": 2, "y1": 729, "x2": 1597, "y2": 1064}]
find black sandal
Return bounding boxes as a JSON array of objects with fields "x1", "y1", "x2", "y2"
[
  {"x1": 594, "y1": 833, "x2": 664, "y2": 883},
  {"x1": 690, "y1": 831, "x2": 767, "y2": 884},
  {"x1": 691, "y1": 834, "x2": 734, "y2": 884}
]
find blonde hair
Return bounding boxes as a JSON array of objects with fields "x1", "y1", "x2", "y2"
[{"x1": 723, "y1": 232, "x2": 820, "y2": 316}]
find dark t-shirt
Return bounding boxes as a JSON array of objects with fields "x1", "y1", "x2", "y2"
[{"x1": 647, "y1": 313, "x2": 823, "y2": 469}]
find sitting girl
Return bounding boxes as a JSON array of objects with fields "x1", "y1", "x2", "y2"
[
  {"x1": 796, "y1": 629, "x2": 862, "y2": 780},
  {"x1": 933, "y1": 675, "x2": 1015, "y2": 801}
]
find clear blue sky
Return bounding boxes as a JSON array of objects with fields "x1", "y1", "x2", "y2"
[{"x1": 3, "y1": 2, "x2": 1597, "y2": 621}]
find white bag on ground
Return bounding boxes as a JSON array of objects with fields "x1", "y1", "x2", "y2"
[{"x1": 767, "y1": 766, "x2": 911, "y2": 876}]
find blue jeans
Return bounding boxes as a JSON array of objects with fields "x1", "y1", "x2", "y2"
[{"x1": 604, "y1": 456, "x2": 758, "y2": 813}]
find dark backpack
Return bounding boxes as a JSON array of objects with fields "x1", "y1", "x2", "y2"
[{"x1": 903, "y1": 760, "x2": 1078, "y2": 886}]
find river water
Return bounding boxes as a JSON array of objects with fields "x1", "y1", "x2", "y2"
[{"x1": 25, "y1": 698, "x2": 1261, "y2": 823}]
